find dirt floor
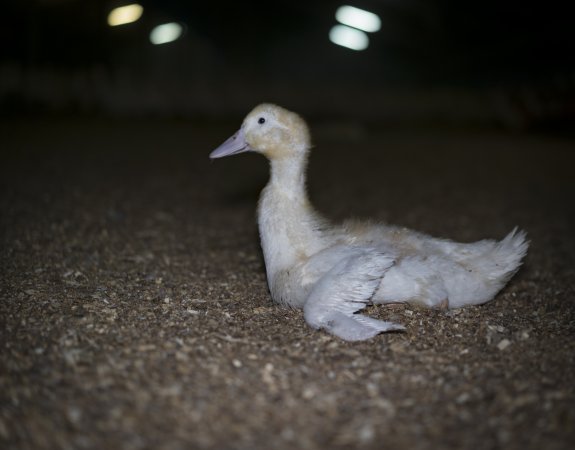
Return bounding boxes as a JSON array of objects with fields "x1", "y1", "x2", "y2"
[{"x1": 1, "y1": 117, "x2": 574, "y2": 450}]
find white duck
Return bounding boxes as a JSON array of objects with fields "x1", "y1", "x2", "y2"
[{"x1": 210, "y1": 104, "x2": 528, "y2": 341}]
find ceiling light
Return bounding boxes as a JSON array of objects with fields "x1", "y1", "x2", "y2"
[
  {"x1": 335, "y1": 5, "x2": 381, "y2": 33},
  {"x1": 150, "y1": 23, "x2": 184, "y2": 45},
  {"x1": 107, "y1": 4, "x2": 143, "y2": 27},
  {"x1": 329, "y1": 25, "x2": 369, "y2": 51}
]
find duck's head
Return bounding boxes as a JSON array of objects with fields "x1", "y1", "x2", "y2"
[{"x1": 210, "y1": 104, "x2": 310, "y2": 161}]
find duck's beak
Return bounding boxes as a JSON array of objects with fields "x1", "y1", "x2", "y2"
[{"x1": 210, "y1": 128, "x2": 253, "y2": 159}]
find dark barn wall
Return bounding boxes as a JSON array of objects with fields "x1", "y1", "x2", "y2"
[{"x1": 0, "y1": 0, "x2": 574, "y2": 130}]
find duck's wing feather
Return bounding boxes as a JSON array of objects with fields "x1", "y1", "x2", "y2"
[{"x1": 303, "y1": 248, "x2": 404, "y2": 341}]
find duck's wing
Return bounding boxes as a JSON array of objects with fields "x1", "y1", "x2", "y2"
[{"x1": 303, "y1": 248, "x2": 404, "y2": 341}]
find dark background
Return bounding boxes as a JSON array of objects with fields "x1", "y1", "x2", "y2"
[{"x1": 1, "y1": 0, "x2": 574, "y2": 128}]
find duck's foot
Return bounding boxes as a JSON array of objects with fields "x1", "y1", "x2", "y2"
[
  {"x1": 321, "y1": 312, "x2": 404, "y2": 341},
  {"x1": 303, "y1": 248, "x2": 404, "y2": 341}
]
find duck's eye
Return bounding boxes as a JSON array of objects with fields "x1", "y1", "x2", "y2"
[{"x1": 258, "y1": 117, "x2": 266, "y2": 125}]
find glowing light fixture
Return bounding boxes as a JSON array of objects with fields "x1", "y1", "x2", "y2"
[
  {"x1": 329, "y1": 25, "x2": 369, "y2": 51},
  {"x1": 335, "y1": 5, "x2": 381, "y2": 33},
  {"x1": 107, "y1": 4, "x2": 143, "y2": 27},
  {"x1": 150, "y1": 23, "x2": 184, "y2": 45}
]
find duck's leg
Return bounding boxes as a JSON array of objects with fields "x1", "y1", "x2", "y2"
[{"x1": 303, "y1": 250, "x2": 404, "y2": 341}]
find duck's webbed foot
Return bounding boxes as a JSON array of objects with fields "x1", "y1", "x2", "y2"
[{"x1": 303, "y1": 250, "x2": 405, "y2": 341}]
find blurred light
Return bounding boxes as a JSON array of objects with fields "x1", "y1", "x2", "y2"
[
  {"x1": 329, "y1": 25, "x2": 369, "y2": 51},
  {"x1": 150, "y1": 23, "x2": 184, "y2": 45},
  {"x1": 335, "y1": 5, "x2": 381, "y2": 33},
  {"x1": 107, "y1": 4, "x2": 143, "y2": 27}
]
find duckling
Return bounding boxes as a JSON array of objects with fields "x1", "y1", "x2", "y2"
[{"x1": 210, "y1": 104, "x2": 528, "y2": 341}]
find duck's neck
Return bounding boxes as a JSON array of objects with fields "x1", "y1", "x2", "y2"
[
  {"x1": 269, "y1": 155, "x2": 308, "y2": 199},
  {"x1": 258, "y1": 154, "x2": 327, "y2": 280}
]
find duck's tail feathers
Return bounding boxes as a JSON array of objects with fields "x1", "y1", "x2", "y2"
[
  {"x1": 486, "y1": 227, "x2": 529, "y2": 283},
  {"x1": 446, "y1": 227, "x2": 529, "y2": 308}
]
